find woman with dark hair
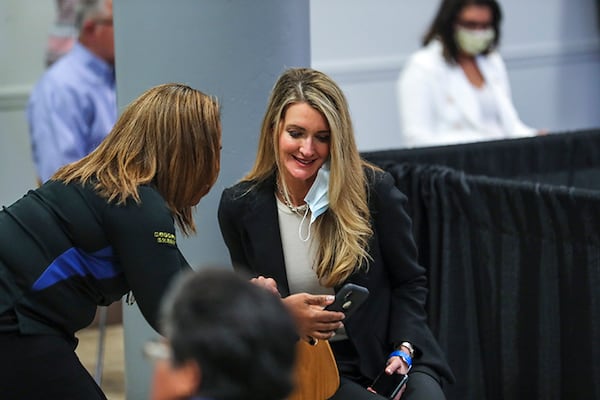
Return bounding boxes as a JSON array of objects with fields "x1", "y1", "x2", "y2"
[
  {"x1": 0, "y1": 83, "x2": 221, "y2": 399},
  {"x1": 397, "y1": 0, "x2": 543, "y2": 147}
]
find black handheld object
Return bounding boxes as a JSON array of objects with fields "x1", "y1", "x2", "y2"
[
  {"x1": 371, "y1": 370, "x2": 409, "y2": 399},
  {"x1": 324, "y1": 283, "x2": 369, "y2": 319}
]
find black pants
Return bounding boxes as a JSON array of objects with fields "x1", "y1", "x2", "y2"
[
  {"x1": 0, "y1": 332, "x2": 106, "y2": 400},
  {"x1": 329, "y1": 340, "x2": 446, "y2": 400}
]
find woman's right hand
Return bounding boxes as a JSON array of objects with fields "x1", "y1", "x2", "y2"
[{"x1": 282, "y1": 293, "x2": 344, "y2": 342}]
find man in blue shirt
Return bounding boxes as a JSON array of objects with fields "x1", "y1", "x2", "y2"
[{"x1": 27, "y1": 0, "x2": 116, "y2": 183}]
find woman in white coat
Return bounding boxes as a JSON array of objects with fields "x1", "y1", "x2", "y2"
[{"x1": 397, "y1": 0, "x2": 543, "y2": 148}]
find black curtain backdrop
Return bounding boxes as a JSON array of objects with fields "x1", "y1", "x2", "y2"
[
  {"x1": 363, "y1": 129, "x2": 600, "y2": 190},
  {"x1": 361, "y1": 130, "x2": 600, "y2": 400}
]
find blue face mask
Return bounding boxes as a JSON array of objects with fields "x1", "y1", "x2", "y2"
[{"x1": 299, "y1": 163, "x2": 330, "y2": 242}]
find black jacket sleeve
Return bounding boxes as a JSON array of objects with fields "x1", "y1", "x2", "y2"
[{"x1": 103, "y1": 186, "x2": 191, "y2": 332}]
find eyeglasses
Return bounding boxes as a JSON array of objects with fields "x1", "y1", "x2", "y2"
[
  {"x1": 143, "y1": 339, "x2": 171, "y2": 362},
  {"x1": 456, "y1": 20, "x2": 493, "y2": 30}
]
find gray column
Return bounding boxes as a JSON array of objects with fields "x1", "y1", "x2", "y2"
[{"x1": 112, "y1": 1, "x2": 310, "y2": 398}]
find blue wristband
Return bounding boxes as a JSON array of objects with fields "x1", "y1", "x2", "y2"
[{"x1": 389, "y1": 350, "x2": 412, "y2": 367}]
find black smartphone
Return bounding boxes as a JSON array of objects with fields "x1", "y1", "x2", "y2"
[
  {"x1": 324, "y1": 283, "x2": 369, "y2": 319},
  {"x1": 370, "y1": 370, "x2": 409, "y2": 399}
]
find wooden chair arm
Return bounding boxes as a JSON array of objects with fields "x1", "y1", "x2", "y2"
[{"x1": 288, "y1": 339, "x2": 340, "y2": 400}]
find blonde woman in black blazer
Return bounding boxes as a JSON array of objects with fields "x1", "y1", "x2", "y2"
[{"x1": 218, "y1": 68, "x2": 454, "y2": 399}]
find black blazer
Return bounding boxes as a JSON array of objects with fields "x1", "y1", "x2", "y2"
[{"x1": 218, "y1": 169, "x2": 454, "y2": 383}]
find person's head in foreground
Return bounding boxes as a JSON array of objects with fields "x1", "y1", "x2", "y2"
[{"x1": 148, "y1": 268, "x2": 299, "y2": 400}]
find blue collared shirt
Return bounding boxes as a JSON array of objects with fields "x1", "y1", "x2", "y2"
[{"x1": 27, "y1": 42, "x2": 117, "y2": 182}]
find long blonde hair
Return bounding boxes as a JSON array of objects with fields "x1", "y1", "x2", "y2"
[
  {"x1": 53, "y1": 83, "x2": 221, "y2": 235},
  {"x1": 245, "y1": 68, "x2": 376, "y2": 286}
]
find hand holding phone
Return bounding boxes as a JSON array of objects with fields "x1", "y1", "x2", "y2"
[
  {"x1": 369, "y1": 370, "x2": 409, "y2": 399},
  {"x1": 323, "y1": 283, "x2": 369, "y2": 319}
]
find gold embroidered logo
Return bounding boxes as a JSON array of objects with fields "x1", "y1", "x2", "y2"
[{"x1": 154, "y1": 231, "x2": 176, "y2": 246}]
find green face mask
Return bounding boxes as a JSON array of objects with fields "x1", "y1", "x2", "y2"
[{"x1": 455, "y1": 26, "x2": 495, "y2": 55}]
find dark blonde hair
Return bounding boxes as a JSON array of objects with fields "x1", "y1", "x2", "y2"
[
  {"x1": 245, "y1": 67, "x2": 376, "y2": 286},
  {"x1": 53, "y1": 83, "x2": 221, "y2": 235}
]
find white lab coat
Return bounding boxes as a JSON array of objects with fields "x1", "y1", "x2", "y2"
[{"x1": 397, "y1": 40, "x2": 536, "y2": 148}]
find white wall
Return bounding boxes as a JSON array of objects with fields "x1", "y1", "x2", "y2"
[{"x1": 0, "y1": 1, "x2": 54, "y2": 205}]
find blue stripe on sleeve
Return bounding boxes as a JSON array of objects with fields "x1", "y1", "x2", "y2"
[{"x1": 32, "y1": 246, "x2": 120, "y2": 291}]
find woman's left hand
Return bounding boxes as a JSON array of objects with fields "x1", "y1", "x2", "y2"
[
  {"x1": 367, "y1": 352, "x2": 411, "y2": 398},
  {"x1": 385, "y1": 355, "x2": 410, "y2": 376},
  {"x1": 382, "y1": 356, "x2": 410, "y2": 400}
]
